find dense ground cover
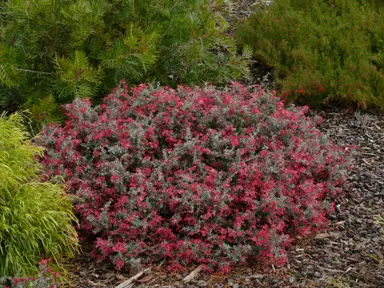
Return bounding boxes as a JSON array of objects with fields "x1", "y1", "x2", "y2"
[
  {"x1": 0, "y1": 260, "x2": 59, "y2": 288},
  {"x1": 39, "y1": 82, "x2": 353, "y2": 273},
  {"x1": 67, "y1": 107, "x2": 384, "y2": 288}
]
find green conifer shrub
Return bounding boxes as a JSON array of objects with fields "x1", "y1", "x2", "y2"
[
  {"x1": 0, "y1": 0, "x2": 250, "y2": 121},
  {"x1": 235, "y1": 0, "x2": 384, "y2": 109},
  {"x1": 0, "y1": 113, "x2": 78, "y2": 277}
]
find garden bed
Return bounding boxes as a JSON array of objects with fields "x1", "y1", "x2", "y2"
[
  {"x1": 64, "y1": 95, "x2": 384, "y2": 288},
  {"x1": 1, "y1": 1, "x2": 383, "y2": 287}
]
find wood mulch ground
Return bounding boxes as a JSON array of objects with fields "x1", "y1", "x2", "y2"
[{"x1": 65, "y1": 2, "x2": 384, "y2": 287}]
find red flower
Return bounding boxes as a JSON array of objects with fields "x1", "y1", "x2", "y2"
[{"x1": 231, "y1": 136, "x2": 240, "y2": 147}]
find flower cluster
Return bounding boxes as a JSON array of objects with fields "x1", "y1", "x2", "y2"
[{"x1": 40, "y1": 82, "x2": 353, "y2": 272}]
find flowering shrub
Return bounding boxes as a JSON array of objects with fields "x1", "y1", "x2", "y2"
[
  {"x1": 40, "y1": 82, "x2": 352, "y2": 272},
  {"x1": 0, "y1": 260, "x2": 58, "y2": 288}
]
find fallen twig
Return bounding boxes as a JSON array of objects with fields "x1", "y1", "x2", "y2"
[
  {"x1": 183, "y1": 265, "x2": 203, "y2": 283},
  {"x1": 314, "y1": 232, "x2": 341, "y2": 240},
  {"x1": 318, "y1": 266, "x2": 345, "y2": 273},
  {"x1": 88, "y1": 280, "x2": 107, "y2": 287},
  {"x1": 115, "y1": 268, "x2": 151, "y2": 288},
  {"x1": 248, "y1": 273, "x2": 265, "y2": 279}
]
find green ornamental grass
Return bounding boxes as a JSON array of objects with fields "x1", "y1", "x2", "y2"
[{"x1": 0, "y1": 113, "x2": 78, "y2": 277}]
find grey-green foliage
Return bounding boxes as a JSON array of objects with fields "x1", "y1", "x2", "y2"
[
  {"x1": 0, "y1": 261, "x2": 57, "y2": 288},
  {"x1": 0, "y1": 113, "x2": 78, "y2": 277}
]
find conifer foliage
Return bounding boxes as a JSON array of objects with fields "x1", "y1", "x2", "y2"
[
  {"x1": 0, "y1": 0, "x2": 250, "y2": 118},
  {"x1": 236, "y1": 0, "x2": 384, "y2": 108},
  {"x1": 40, "y1": 82, "x2": 353, "y2": 272}
]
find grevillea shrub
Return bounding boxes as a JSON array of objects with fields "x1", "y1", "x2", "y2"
[
  {"x1": 40, "y1": 82, "x2": 353, "y2": 273},
  {"x1": 0, "y1": 260, "x2": 58, "y2": 288}
]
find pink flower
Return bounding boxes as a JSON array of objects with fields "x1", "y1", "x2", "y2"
[
  {"x1": 114, "y1": 258, "x2": 125, "y2": 270},
  {"x1": 112, "y1": 242, "x2": 127, "y2": 253},
  {"x1": 231, "y1": 136, "x2": 240, "y2": 147}
]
